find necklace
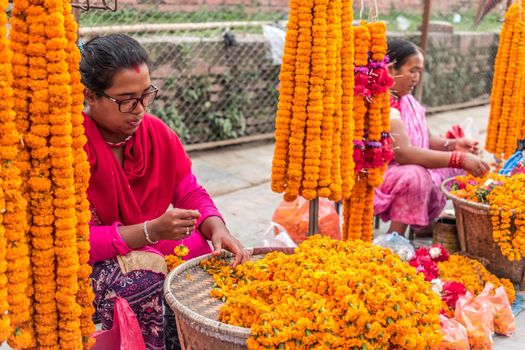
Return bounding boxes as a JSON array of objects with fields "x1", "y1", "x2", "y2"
[{"x1": 105, "y1": 135, "x2": 132, "y2": 148}]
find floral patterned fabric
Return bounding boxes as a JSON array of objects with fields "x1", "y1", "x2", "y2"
[{"x1": 91, "y1": 259, "x2": 179, "y2": 350}]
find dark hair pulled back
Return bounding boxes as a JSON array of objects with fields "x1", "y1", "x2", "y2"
[
  {"x1": 387, "y1": 40, "x2": 422, "y2": 70},
  {"x1": 80, "y1": 34, "x2": 150, "y2": 92}
]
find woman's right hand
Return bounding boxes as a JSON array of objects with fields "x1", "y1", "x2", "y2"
[
  {"x1": 462, "y1": 153, "x2": 490, "y2": 178},
  {"x1": 148, "y1": 208, "x2": 200, "y2": 241}
]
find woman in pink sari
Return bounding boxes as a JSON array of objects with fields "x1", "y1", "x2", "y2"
[
  {"x1": 374, "y1": 40, "x2": 490, "y2": 236},
  {"x1": 80, "y1": 34, "x2": 249, "y2": 349}
]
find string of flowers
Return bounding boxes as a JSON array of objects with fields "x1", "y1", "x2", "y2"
[
  {"x1": 24, "y1": 0, "x2": 59, "y2": 346},
  {"x1": 342, "y1": 176, "x2": 367, "y2": 241},
  {"x1": 62, "y1": 1, "x2": 95, "y2": 346},
  {"x1": 202, "y1": 235, "x2": 442, "y2": 349},
  {"x1": 340, "y1": 0, "x2": 355, "y2": 199},
  {"x1": 301, "y1": 0, "x2": 327, "y2": 200},
  {"x1": 0, "y1": 1, "x2": 35, "y2": 347},
  {"x1": 283, "y1": 0, "x2": 314, "y2": 201},
  {"x1": 271, "y1": 0, "x2": 299, "y2": 194},
  {"x1": 485, "y1": 4, "x2": 525, "y2": 158},
  {"x1": 45, "y1": 0, "x2": 84, "y2": 347},
  {"x1": 271, "y1": 0, "x2": 356, "y2": 204},
  {"x1": 317, "y1": 0, "x2": 337, "y2": 198},
  {"x1": 328, "y1": 0, "x2": 343, "y2": 202}
]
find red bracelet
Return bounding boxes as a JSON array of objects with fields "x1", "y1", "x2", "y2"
[{"x1": 449, "y1": 151, "x2": 464, "y2": 168}]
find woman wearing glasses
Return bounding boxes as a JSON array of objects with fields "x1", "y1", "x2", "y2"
[{"x1": 81, "y1": 34, "x2": 249, "y2": 349}]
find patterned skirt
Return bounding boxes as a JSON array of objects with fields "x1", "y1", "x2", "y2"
[{"x1": 91, "y1": 258, "x2": 180, "y2": 350}]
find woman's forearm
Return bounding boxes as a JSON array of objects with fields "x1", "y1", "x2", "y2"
[
  {"x1": 394, "y1": 146, "x2": 452, "y2": 169},
  {"x1": 199, "y1": 216, "x2": 228, "y2": 241},
  {"x1": 428, "y1": 134, "x2": 455, "y2": 151}
]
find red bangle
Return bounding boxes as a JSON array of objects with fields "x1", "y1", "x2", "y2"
[{"x1": 449, "y1": 151, "x2": 464, "y2": 168}]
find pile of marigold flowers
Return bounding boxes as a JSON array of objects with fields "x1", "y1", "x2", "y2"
[
  {"x1": 201, "y1": 235, "x2": 442, "y2": 349},
  {"x1": 448, "y1": 173, "x2": 506, "y2": 204}
]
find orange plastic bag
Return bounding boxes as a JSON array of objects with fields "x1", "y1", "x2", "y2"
[
  {"x1": 477, "y1": 283, "x2": 515, "y2": 336},
  {"x1": 454, "y1": 292, "x2": 492, "y2": 350},
  {"x1": 91, "y1": 298, "x2": 146, "y2": 350},
  {"x1": 432, "y1": 315, "x2": 469, "y2": 350},
  {"x1": 272, "y1": 197, "x2": 341, "y2": 244}
]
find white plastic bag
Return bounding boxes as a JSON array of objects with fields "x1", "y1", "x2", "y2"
[
  {"x1": 262, "y1": 222, "x2": 297, "y2": 248},
  {"x1": 262, "y1": 25, "x2": 286, "y2": 65},
  {"x1": 461, "y1": 117, "x2": 480, "y2": 143},
  {"x1": 372, "y1": 232, "x2": 415, "y2": 261}
]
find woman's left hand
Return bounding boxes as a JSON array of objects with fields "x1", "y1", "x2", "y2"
[
  {"x1": 210, "y1": 230, "x2": 251, "y2": 267},
  {"x1": 455, "y1": 138, "x2": 480, "y2": 154}
]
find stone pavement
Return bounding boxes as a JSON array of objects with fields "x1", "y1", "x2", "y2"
[{"x1": 190, "y1": 104, "x2": 524, "y2": 349}]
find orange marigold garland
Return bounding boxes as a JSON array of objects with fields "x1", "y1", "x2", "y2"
[
  {"x1": 62, "y1": 1, "x2": 96, "y2": 346},
  {"x1": 486, "y1": 4, "x2": 525, "y2": 158},
  {"x1": 340, "y1": 0, "x2": 355, "y2": 199},
  {"x1": 45, "y1": 0, "x2": 83, "y2": 346},
  {"x1": 271, "y1": 0, "x2": 355, "y2": 203},
  {"x1": 271, "y1": 0, "x2": 299, "y2": 194},
  {"x1": 1, "y1": 14, "x2": 34, "y2": 346},
  {"x1": 329, "y1": 0, "x2": 343, "y2": 201},
  {"x1": 301, "y1": 0, "x2": 327, "y2": 200},
  {"x1": 25, "y1": 0, "x2": 59, "y2": 346}
]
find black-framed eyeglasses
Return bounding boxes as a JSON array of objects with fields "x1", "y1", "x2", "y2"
[{"x1": 95, "y1": 84, "x2": 159, "y2": 113}]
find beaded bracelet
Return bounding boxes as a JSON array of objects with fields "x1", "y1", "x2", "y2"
[
  {"x1": 448, "y1": 151, "x2": 464, "y2": 168},
  {"x1": 143, "y1": 220, "x2": 158, "y2": 245}
]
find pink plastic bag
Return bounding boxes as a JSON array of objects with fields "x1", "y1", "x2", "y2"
[
  {"x1": 432, "y1": 315, "x2": 469, "y2": 350},
  {"x1": 91, "y1": 298, "x2": 146, "y2": 350},
  {"x1": 455, "y1": 292, "x2": 492, "y2": 350}
]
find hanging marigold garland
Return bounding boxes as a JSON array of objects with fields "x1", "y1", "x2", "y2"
[
  {"x1": 342, "y1": 19, "x2": 393, "y2": 243},
  {"x1": 271, "y1": 0, "x2": 299, "y2": 194},
  {"x1": 486, "y1": 4, "x2": 525, "y2": 159},
  {"x1": 63, "y1": 1, "x2": 96, "y2": 346},
  {"x1": 271, "y1": 0, "x2": 354, "y2": 203}
]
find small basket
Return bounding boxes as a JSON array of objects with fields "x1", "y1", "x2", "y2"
[
  {"x1": 433, "y1": 217, "x2": 459, "y2": 253},
  {"x1": 441, "y1": 177, "x2": 525, "y2": 290},
  {"x1": 163, "y1": 247, "x2": 295, "y2": 350}
]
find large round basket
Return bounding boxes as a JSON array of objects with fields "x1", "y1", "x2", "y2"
[
  {"x1": 441, "y1": 177, "x2": 525, "y2": 290},
  {"x1": 163, "y1": 247, "x2": 295, "y2": 350}
]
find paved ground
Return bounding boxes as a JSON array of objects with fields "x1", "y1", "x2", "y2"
[{"x1": 191, "y1": 104, "x2": 524, "y2": 349}]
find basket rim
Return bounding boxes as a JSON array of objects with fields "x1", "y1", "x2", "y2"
[
  {"x1": 163, "y1": 249, "x2": 252, "y2": 339},
  {"x1": 441, "y1": 177, "x2": 490, "y2": 210}
]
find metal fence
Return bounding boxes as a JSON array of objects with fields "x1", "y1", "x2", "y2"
[{"x1": 77, "y1": 1, "x2": 508, "y2": 148}]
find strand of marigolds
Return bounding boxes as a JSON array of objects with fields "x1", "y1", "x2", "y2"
[
  {"x1": 329, "y1": 0, "x2": 343, "y2": 201},
  {"x1": 24, "y1": 0, "x2": 60, "y2": 346},
  {"x1": 0, "y1": 6, "x2": 34, "y2": 348},
  {"x1": 499, "y1": 11, "x2": 523, "y2": 157},
  {"x1": 46, "y1": 0, "x2": 83, "y2": 346},
  {"x1": 486, "y1": 4, "x2": 522, "y2": 158},
  {"x1": 342, "y1": 176, "x2": 367, "y2": 241},
  {"x1": 6, "y1": 0, "x2": 36, "y2": 348},
  {"x1": 284, "y1": 0, "x2": 314, "y2": 201},
  {"x1": 301, "y1": 0, "x2": 327, "y2": 200},
  {"x1": 340, "y1": 0, "x2": 355, "y2": 199},
  {"x1": 271, "y1": 0, "x2": 299, "y2": 194},
  {"x1": 503, "y1": 19, "x2": 525, "y2": 157},
  {"x1": 351, "y1": 24, "x2": 370, "y2": 175},
  {"x1": 488, "y1": 174, "x2": 525, "y2": 261},
  {"x1": 202, "y1": 236, "x2": 443, "y2": 349},
  {"x1": 360, "y1": 184, "x2": 375, "y2": 242},
  {"x1": 317, "y1": 0, "x2": 337, "y2": 199},
  {"x1": 63, "y1": 1, "x2": 96, "y2": 346}
]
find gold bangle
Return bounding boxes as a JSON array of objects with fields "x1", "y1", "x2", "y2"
[{"x1": 143, "y1": 220, "x2": 158, "y2": 245}]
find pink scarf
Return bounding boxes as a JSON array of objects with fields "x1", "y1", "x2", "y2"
[
  {"x1": 84, "y1": 112, "x2": 191, "y2": 225},
  {"x1": 399, "y1": 94, "x2": 429, "y2": 149}
]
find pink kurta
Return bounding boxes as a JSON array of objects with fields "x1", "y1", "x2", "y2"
[
  {"x1": 373, "y1": 95, "x2": 462, "y2": 227},
  {"x1": 84, "y1": 112, "x2": 219, "y2": 264}
]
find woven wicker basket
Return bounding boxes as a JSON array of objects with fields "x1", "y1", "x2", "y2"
[
  {"x1": 433, "y1": 217, "x2": 459, "y2": 253},
  {"x1": 163, "y1": 247, "x2": 295, "y2": 350},
  {"x1": 441, "y1": 177, "x2": 525, "y2": 290}
]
